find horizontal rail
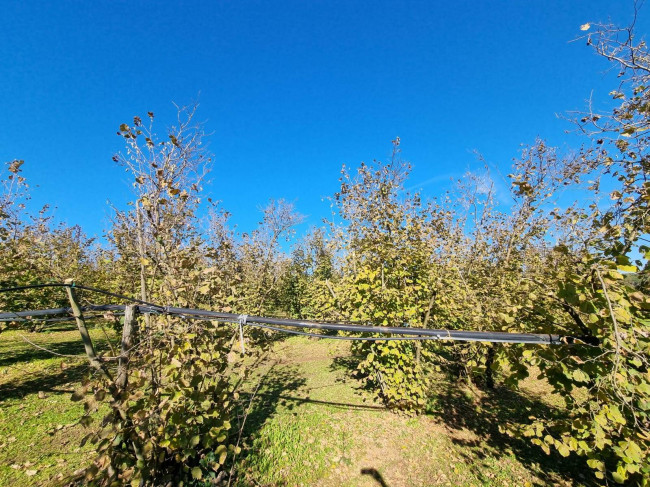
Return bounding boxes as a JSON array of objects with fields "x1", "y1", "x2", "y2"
[{"x1": 0, "y1": 304, "x2": 573, "y2": 345}]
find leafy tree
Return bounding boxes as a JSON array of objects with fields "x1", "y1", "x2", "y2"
[
  {"x1": 312, "y1": 141, "x2": 439, "y2": 410},
  {"x1": 0, "y1": 160, "x2": 96, "y2": 316},
  {"x1": 79, "y1": 107, "x2": 254, "y2": 485},
  {"x1": 230, "y1": 199, "x2": 304, "y2": 315},
  {"x1": 501, "y1": 19, "x2": 650, "y2": 484}
]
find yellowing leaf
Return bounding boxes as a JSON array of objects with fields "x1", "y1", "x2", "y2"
[
  {"x1": 587, "y1": 458, "x2": 604, "y2": 471},
  {"x1": 617, "y1": 265, "x2": 637, "y2": 273},
  {"x1": 557, "y1": 443, "x2": 570, "y2": 457},
  {"x1": 580, "y1": 23, "x2": 591, "y2": 30}
]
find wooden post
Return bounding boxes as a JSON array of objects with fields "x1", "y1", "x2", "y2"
[
  {"x1": 136, "y1": 202, "x2": 151, "y2": 330},
  {"x1": 116, "y1": 305, "x2": 136, "y2": 391},
  {"x1": 485, "y1": 344, "x2": 495, "y2": 390},
  {"x1": 65, "y1": 279, "x2": 113, "y2": 382}
]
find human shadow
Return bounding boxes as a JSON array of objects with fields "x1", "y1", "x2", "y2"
[
  {"x1": 429, "y1": 380, "x2": 598, "y2": 486},
  {"x1": 361, "y1": 468, "x2": 390, "y2": 487}
]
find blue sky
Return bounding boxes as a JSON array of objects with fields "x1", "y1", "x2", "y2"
[{"x1": 1, "y1": 1, "x2": 647, "y2": 242}]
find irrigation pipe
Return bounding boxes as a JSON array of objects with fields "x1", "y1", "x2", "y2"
[{"x1": 0, "y1": 283, "x2": 596, "y2": 345}]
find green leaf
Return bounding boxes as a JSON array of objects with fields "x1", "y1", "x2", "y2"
[
  {"x1": 612, "y1": 470, "x2": 626, "y2": 484},
  {"x1": 191, "y1": 467, "x2": 203, "y2": 480},
  {"x1": 607, "y1": 405, "x2": 626, "y2": 425},
  {"x1": 572, "y1": 369, "x2": 589, "y2": 383}
]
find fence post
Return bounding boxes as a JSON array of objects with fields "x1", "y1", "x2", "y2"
[
  {"x1": 116, "y1": 305, "x2": 136, "y2": 391},
  {"x1": 65, "y1": 279, "x2": 113, "y2": 382}
]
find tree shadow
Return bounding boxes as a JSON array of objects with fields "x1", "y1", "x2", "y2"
[
  {"x1": 0, "y1": 324, "x2": 112, "y2": 402},
  {"x1": 330, "y1": 354, "x2": 381, "y2": 398},
  {"x1": 429, "y1": 380, "x2": 598, "y2": 486},
  {"x1": 252, "y1": 392, "x2": 386, "y2": 411},
  {"x1": 228, "y1": 363, "x2": 308, "y2": 485},
  {"x1": 235, "y1": 363, "x2": 308, "y2": 440},
  {"x1": 331, "y1": 349, "x2": 596, "y2": 485},
  {"x1": 0, "y1": 337, "x2": 91, "y2": 368},
  {"x1": 0, "y1": 362, "x2": 90, "y2": 403}
]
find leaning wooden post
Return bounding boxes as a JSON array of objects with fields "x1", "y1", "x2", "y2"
[
  {"x1": 116, "y1": 305, "x2": 136, "y2": 391},
  {"x1": 65, "y1": 279, "x2": 113, "y2": 382}
]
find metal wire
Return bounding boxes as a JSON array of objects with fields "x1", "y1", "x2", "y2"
[{"x1": 0, "y1": 282, "x2": 592, "y2": 345}]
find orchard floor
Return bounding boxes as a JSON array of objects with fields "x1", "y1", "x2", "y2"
[
  {"x1": 0, "y1": 326, "x2": 113, "y2": 486},
  {"x1": 233, "y1": 337, "x2": 595, "y2": 487},
  {"x1": 0, "y1": 327, "x2": 596, "y2": 486}
]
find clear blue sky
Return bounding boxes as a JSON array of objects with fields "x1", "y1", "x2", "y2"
[{"x1": 1, "y1": 1, "x2": 647, "y2": 241}]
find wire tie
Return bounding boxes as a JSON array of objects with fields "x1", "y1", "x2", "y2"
[{"x1": 238, "y1": 314, "x2": 248, "y2": 353}]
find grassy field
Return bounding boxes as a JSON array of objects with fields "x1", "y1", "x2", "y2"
[
  {"x1": 0, "y1": 324, "x2": 114, "y2": 486},
  {"x1": 232, "y1": 337, "x2": 595, "y2": 487},
  {"x1": 0, "y1": 326, "x2": 595, "y2": 486}
]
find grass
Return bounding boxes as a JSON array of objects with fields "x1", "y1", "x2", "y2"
[
  {"x1": 0, "y1": 326, "x2": 596, "y2": 486},
  {"x1": 233, "y1": 337, "x2": 596, "y2": 487},
  {"x1": 0, "y1": 323, "x2": 114, "y2": 486}
]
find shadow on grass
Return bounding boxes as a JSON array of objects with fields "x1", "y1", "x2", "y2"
[
  {"x1": 361, "y1": 468, "x2": 390, "y2": 487},
  {"x1": 0, "y1": 324, "x2": 112, "y2": 402},
  {"x1": 0, "y1": 362, "x2": 90, "y2": 403},
  {"x1": 330, "y1": 353, "x2": 378, "y2": 396},
  {"x1": 429, "y1": 381, "x2": 598, "y2": 486},
  {"x1": 331, "y1": 349, "x2": 596, "y2": 486},
  {"x1": 236, "y1": 363, "x2": 308, "y2": 439},
  {"x1": 230, "y1": 363, "x2": 307, "y2": 485},
  {"x1": 252, "y1": 392, "x2": 386, "y2": 411},
  {"x1": 0, "y1": 337, "x2": 90, "y2": 368}
]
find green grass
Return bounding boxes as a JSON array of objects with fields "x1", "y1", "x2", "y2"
[
  {"x1": 0, "y1": 327, "x2": 596, "y2": 486},
  {"x1": 0, "y1": 324, "x2": 114, "y2": 486},
  {"x1": 233, "y1": 337, "x2": 596, "y2": 487}
]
